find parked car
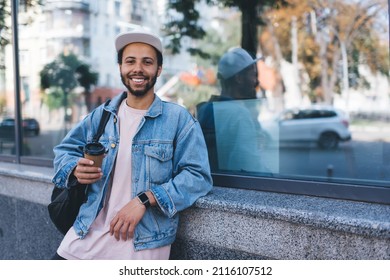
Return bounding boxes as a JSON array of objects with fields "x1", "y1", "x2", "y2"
[
  {"x1": 0, "y1": 117, "x2": 40, "y2": 137},
  {"x1": 261, "y1": 106, "x2": 352, "y2": 149},
  {"x1": 22, "y1": 118, "x2": 40, "y2": 136}
]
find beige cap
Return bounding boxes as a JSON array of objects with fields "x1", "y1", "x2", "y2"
[{"x1": 115, "y1": 30, "x2": 163, "y2": 54}]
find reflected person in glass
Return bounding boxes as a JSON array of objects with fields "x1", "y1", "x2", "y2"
[{"x1": 197, "y1": 48, "x2": 267, "y2": 174}]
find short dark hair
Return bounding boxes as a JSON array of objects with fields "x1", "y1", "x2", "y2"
[{"x1": 117, "y1": 46, "x2": 163, "y2": 66}]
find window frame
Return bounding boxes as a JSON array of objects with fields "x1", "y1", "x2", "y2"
[{"x1": 212, "y1": 173, "x2": 390, "y2": 205}]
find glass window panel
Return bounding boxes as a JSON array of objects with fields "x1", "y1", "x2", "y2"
[
  {"x1": 15, "y1": 0, "x2": 94, "y2": 160},
  {"x1": 0, "y1": 4, "x2": 15, "y2": 156},
  {"x1": 3, "y1": 0, "x2": 388, "y2": 201},
  {"x1": 177, "y1": 0, "x2": 390, "y2": 190}
]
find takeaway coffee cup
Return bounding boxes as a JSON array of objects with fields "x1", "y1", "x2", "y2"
[{"x1": 83, "y1": 142, "x2": 105, "y2": 167}]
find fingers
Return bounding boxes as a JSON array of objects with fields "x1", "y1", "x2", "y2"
[
  {"x1": 109, "y1": 216, "x2": 118, "y2": 237},
  {"x1": 127, "y1": 223, "x2": 135, "y2": 239},
  {"x1": 78, "y1": 157, "x2": 95, "y2": 166},
  {"x1": 109, "y1": 199, "x2": 146, "y2": 241},
  {"x1": 74, "y1": 158, "x2": 103, "y2": 184},
  {"x1": 114, "y1": 219, "x2": 128, "y2": 241},
  {"x1": 109, "y1": 217, "x2": 134, "y2": 241}
]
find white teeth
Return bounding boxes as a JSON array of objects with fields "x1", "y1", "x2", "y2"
[{"x1": 132, "y1": 78, "x2": 144, "y2": 83}]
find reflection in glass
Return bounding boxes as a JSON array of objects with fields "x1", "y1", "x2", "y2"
[
  {"x1": 0, "y1": 2, "x2": 15, "y2": 156},
  {"x1": 2, "y1": 0, "x2": 389, "y2": 190},
  {"x1": 197, "y1": 48, "x2": 278, "y2": 175},
  {"x1": 213, "y1": 99, "x2": 278, "y2": 174},
  {"x1": 189, "y1": 1, "x2": 389, "y2": 188}
]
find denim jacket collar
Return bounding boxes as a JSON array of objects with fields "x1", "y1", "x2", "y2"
[
  {"x1": 145, "y1": 95, "x2": 163, "y2": 118},
  {"x1": 107, "y1": 91, "x2": 162, "y2": 119}
]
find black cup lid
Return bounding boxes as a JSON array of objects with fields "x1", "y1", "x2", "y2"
[{"x1": 84, "y1": 142, "x2": 105, "y2": 155}]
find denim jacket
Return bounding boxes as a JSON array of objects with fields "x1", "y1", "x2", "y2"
[{"x1": 52, "y1": 92, "x2": 213, "y2": 251}]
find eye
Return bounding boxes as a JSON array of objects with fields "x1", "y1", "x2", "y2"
[
  {"x1": 124, "y1": 59, "x2": 135, "y2": 65},
  {"x1": 144, "y1": 59, "x2": 153, "y2": 65}
]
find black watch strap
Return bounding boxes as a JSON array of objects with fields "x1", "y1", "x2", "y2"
[{"x1": 137, "y1": 192, "x2": 151, "y2": 208}]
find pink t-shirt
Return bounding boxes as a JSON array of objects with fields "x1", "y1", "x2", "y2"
[{"x1": 57, "y1": 99, "x2": 171, "y2": 260}]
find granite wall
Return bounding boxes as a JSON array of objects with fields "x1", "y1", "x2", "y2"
[{"x1": 1, "y1": 162, "x2": 389, "y2": 260}]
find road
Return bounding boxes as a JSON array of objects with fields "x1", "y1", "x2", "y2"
[
  {"x1": 273, "y1": 126, "x2": 390, "y2": 187},
  {"x1": 278, "y1": 140, "x2": 390, "y2": 186}
]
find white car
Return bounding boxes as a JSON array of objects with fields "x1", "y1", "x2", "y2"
[{"x1": 261, "y1": 106, "x2": 352, "y2": 149}]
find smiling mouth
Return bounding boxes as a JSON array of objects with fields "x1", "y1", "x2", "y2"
[{"x1": 130, "y1": 77, "x2": 146, "y2": 84}]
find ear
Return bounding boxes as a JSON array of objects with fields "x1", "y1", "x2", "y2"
[{"x1": 157, "y1": 65, "x2": 162, "y2": 77}]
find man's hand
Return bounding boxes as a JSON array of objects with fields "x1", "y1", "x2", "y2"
[
  {"x1": 109, "y1": 198, "x2": 147, "y2": 241},
  {"x1": 73, "y1": 158, "x2": 103, "y2": 185}
]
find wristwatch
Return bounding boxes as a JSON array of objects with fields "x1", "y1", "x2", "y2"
[{"x1": 137, "y1": 192, "x2": 151, "y2": 208}]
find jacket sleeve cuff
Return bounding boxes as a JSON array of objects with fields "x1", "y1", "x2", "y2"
[
  {"x1": 150, "y1": 184, "x2": 177, "y2": 218},
  {"x1": 52, "y1": 160, "x2": 78, "y2": 188}
]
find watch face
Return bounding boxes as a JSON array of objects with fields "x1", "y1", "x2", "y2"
[
  {"x1": 138, "y1": 192, "x2": 150, "y2": 207},
  {"x1": 138, "y1": 193, "x2": 148, "y2": 203}
]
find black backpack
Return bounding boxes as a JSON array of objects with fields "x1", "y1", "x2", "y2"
[{"x1": 48, "y1": 100, "x2": 111, "y2": 235}]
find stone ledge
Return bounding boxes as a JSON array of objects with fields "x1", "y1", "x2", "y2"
[
  {"x1": 195, "y1": 187, "x2": 390, "y2": 239},
  {"x1": 0, "y1": 162, "x2": 53, "y2": 205},
  {"x1": 176, "y1": 207, "x2": 390, "y2": 259},
  {"x1": 1, "y1": 161, "x2": 389, "y2": 259},
  {"x1": 0, "y1": 161, "x2": 53, "y2": 184},
  {"x1": 1, "y1": 161, "x2": 389, "y2": 239}
]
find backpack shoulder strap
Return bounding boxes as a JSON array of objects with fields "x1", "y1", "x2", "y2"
[{"x1": 92, "y1": 99, "x2": 111, "y2": 143}]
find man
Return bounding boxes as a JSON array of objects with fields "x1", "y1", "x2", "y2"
[
  {"x1": 51, "y1": 30, "x2": 213, "y2": 259},
  {"x1": 197, "y1": 47, "x2": 266, "y2": 173}
]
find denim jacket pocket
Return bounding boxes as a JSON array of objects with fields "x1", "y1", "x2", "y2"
[{"x1": 144, "y1": 143, "x2": 173, "y2": 184}]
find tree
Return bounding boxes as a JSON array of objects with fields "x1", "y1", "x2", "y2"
[
  {"x1": 164, "y1": 0, "x2": 287, "y2": 58},
  {"x1": 75, "y1": 64, "x2": 99, "y2": 112},
  {"x1": 193, "y1": 9, "x2": 241, "y2": 66},
  {"x1": 309, "y1": 0, "x2": 387, "y2": 104},
  {"x1": 259, "y1": 0, "x2": 388, "y2": 104},
  {"x1": 40, "y1": 52, "x2": 98, "y2": 120},
  {"x1": 0, "y1": 0, "x2": 12, "y2": 94},
  {"x1": 0, "y1": 0, "x2": 11, "y2": 53},
  {"x1": 0, "y1": 0, "x2": 41, "y2": 94},
  {"x1": 0, "y1": 0, "x2": 42, "y2": 51}
]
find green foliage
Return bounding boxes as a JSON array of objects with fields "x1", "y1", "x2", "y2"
[
  {"x1": 0, "y1": 95, "x2": 6, "y2": 114},
  {"x1": 0, "y1": 0, "x2": 42, "y2": 48},
  {"x1": 0, "y1": 0, "x2": 42, "y2": 77},
  {"x1": 164, "y1": 0, "x2": 206, "y2": 55},
  {"x1": 171, "y1": 81, "x2": 219, "y2": 113},
  {"x1": 193, "y1": 14, "x2": 241, "y2": 67},
  {"x1": 40, "y1": 52, "x2": 98, "y2": 111},
  {"x1": 352, "y1": 25, "x2": 390, "y2": 77},
  {"x1": 76, "y1": 64, "x2": 98, "y2": 92},
  {"x1": 164, "y1": 0, "x2": 286, "y2": 56},
  {"x1": 42, "y1": 87, "x2": 66, "y2": 111},
  {"x1": 261, "y1": 0, "x2": 388, "y2": 100},
  {"x1": 40, "y1": 57, "x2": 77, "y2": 93},
  {"x1": 0, "y1": 0, "x2": 11, "y2": 48}
]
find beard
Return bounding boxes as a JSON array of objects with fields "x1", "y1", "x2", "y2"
[{"x1": 120, "y1": 70, "x2": 159, "y2": 97}]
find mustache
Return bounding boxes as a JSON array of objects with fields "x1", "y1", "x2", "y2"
[{"x1": 127, "y1": 74, "x2": 148, "y2": 79}]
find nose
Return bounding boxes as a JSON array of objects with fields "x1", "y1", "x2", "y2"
[{"x1": 131, "y1": 61, "x2": 144, "y2": 74}]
